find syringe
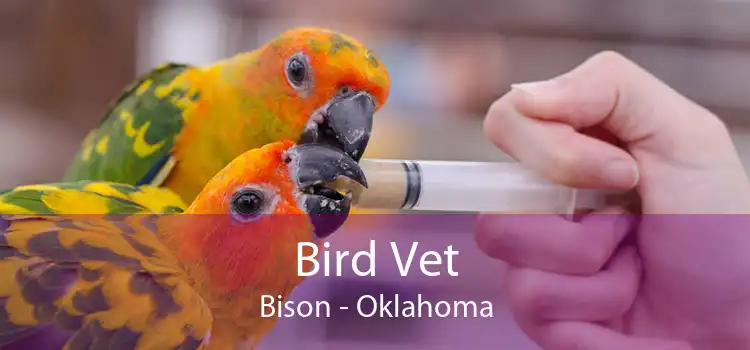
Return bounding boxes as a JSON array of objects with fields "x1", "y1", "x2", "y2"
[{"x1": 333, "y1": 159, "x2": 637, "y2": 214}]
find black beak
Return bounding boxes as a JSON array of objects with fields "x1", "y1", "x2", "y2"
[
  {"x1": 285, "y1": 143, "x2": 368, "y2": 238},
  {"x1": 299, "y1": 91, "x2": 375, "y2": 162}
]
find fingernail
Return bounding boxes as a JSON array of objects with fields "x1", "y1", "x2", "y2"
[
  {"x1": 605, "y1": 159, "x2": 640, "y2": 189},
  {"x1": 510, "y1": 79, "x2": 559, "y2": 96}
]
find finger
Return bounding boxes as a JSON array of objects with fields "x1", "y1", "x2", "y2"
[
  {"x1": 505, "y1": 246, "x2": 640, "y2": 323},
  {"x1": 511, "y1": 51, "x2": 722, "y2": 150},
  {"x1": 484, "y1": 93, "x2": 638, "y2": 190},
  {"x1": 483, "y1": 51, "x2": 734, "y2": 190},
  {"x1": 475, "y1": 207, "x2": 634, "y2": 274},
  {"x1": 530, "y1": 321, "x2": 693, "y2": 350}
]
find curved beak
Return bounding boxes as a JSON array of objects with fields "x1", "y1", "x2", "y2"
[
  {"x1": 285, "y1": 144, "x2": 368, "y2": 238},
  {"x1": 299, "y1": 91, "x2": 375, "y2": 162}
]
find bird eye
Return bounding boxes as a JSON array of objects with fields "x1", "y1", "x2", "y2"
[
  {"x1": 230, "y1": 189, "x2": 265, "y2": 220},
  {"x1": 337, "y1": 85, "x2": 353, "y2": 97},
  {"x1": 286, "y1": 56, "x2": 308, "y2": 86}
]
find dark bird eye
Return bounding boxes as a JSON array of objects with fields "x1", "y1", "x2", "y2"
[
  {"x1": 337, "y1": 85, "x2": 353, "y2": 97},
  {"x1": 231, "y1": 189, "x2": 265, "y2": 218},
  {"x1": 286, "y1": 57, "x2": 308, "y2": 85}
]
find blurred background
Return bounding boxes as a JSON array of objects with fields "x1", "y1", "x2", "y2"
[{"x1": 3, "y1": 0, "x2": 750, "y2": 349}]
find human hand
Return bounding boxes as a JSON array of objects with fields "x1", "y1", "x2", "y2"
[{"x1": 475, "y1": 51, "x2": 750, "y2": 349}]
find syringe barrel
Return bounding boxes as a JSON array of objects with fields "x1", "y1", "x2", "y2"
[{"x1": 337, "y1": 159, "x2": 630, "y2": 214}]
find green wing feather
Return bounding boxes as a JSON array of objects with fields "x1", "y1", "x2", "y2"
[
  {"x1": 0, "y1": 183, "x2": 211, "y2": 349},
  {"x1": 0, "y1": 181, "x2": 186, "y2": 215},
  {"x1": 62, "y1": 63, "x2": 197, "y2": 187}
]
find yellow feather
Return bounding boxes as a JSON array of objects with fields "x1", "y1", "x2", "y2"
[
  {"x1": 120, "y1": 110, "x2": 137, "y2": 137},
  {"x1": 132, "y1": 121, "x2": 167, "y2": 157},
  {"x1": 97, "y1": 269, "x2": 152, "y2": 331},
  {"x1": 5, "y1": 294, "x2": 36, "y2": 325},
  {"x1": 81, "y1": 182, "x2": 130, "y2": 200},
  {"x1": 117, "y1": 109, "x2": 167, "y2": 157},
  {"x1": 11, "y1": 184, "x2": 64, "y2": 192},
  {"x1": 0, "y1": 202, "x2": 34, "y2": 214},
  {"x1": 136, "y1": 79, "x2": 153, "y2": 96},
  {"x1": 40, "y1": 189, "x2": 113, "y2": 214},
  {"x1": 0, "y1": 260, "x2": 37, "y2": 325},
  {"x1": 80, "y1": 130, "x2": 96, "y2": 162},
  {"x1": 130, "y1": 185, "x2": 186, "y2": 212},
  {"x1": 95, "y1": 135, "x2": 109, "y2": 154}
]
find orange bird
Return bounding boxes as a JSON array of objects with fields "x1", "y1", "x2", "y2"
[
  {"x1": 63, "y1": 27, "x2": 389, "y2": 205},
  {"x1": 0, "y1": 141, "x2": 367, "y2": 349}
]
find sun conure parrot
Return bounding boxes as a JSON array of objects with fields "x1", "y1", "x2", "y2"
[
  {"x1": 0, "y1": 141, "x2": 367, "y2": 349},
  {"x1": 62, "y1": 27, "x2": 389, "y2": 205}
]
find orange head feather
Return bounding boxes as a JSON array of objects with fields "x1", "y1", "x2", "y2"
[
  {"x1": 262, "y1": 27, "x2": 389, "y2": 112},
  {"x1": 171, "y1": 27, "x2": 389, "y2": 202},
  {"x1": 171, "y1": 141, "x2": 367, "y2": 292}
]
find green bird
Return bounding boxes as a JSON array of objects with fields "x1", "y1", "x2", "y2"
[{"x1": 62, "y1": 27, "x2": 389, "y2": 204}]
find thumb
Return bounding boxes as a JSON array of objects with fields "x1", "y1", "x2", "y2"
[{"x1": 484, "y1": 51, "x2": 739, "y2": 192}]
